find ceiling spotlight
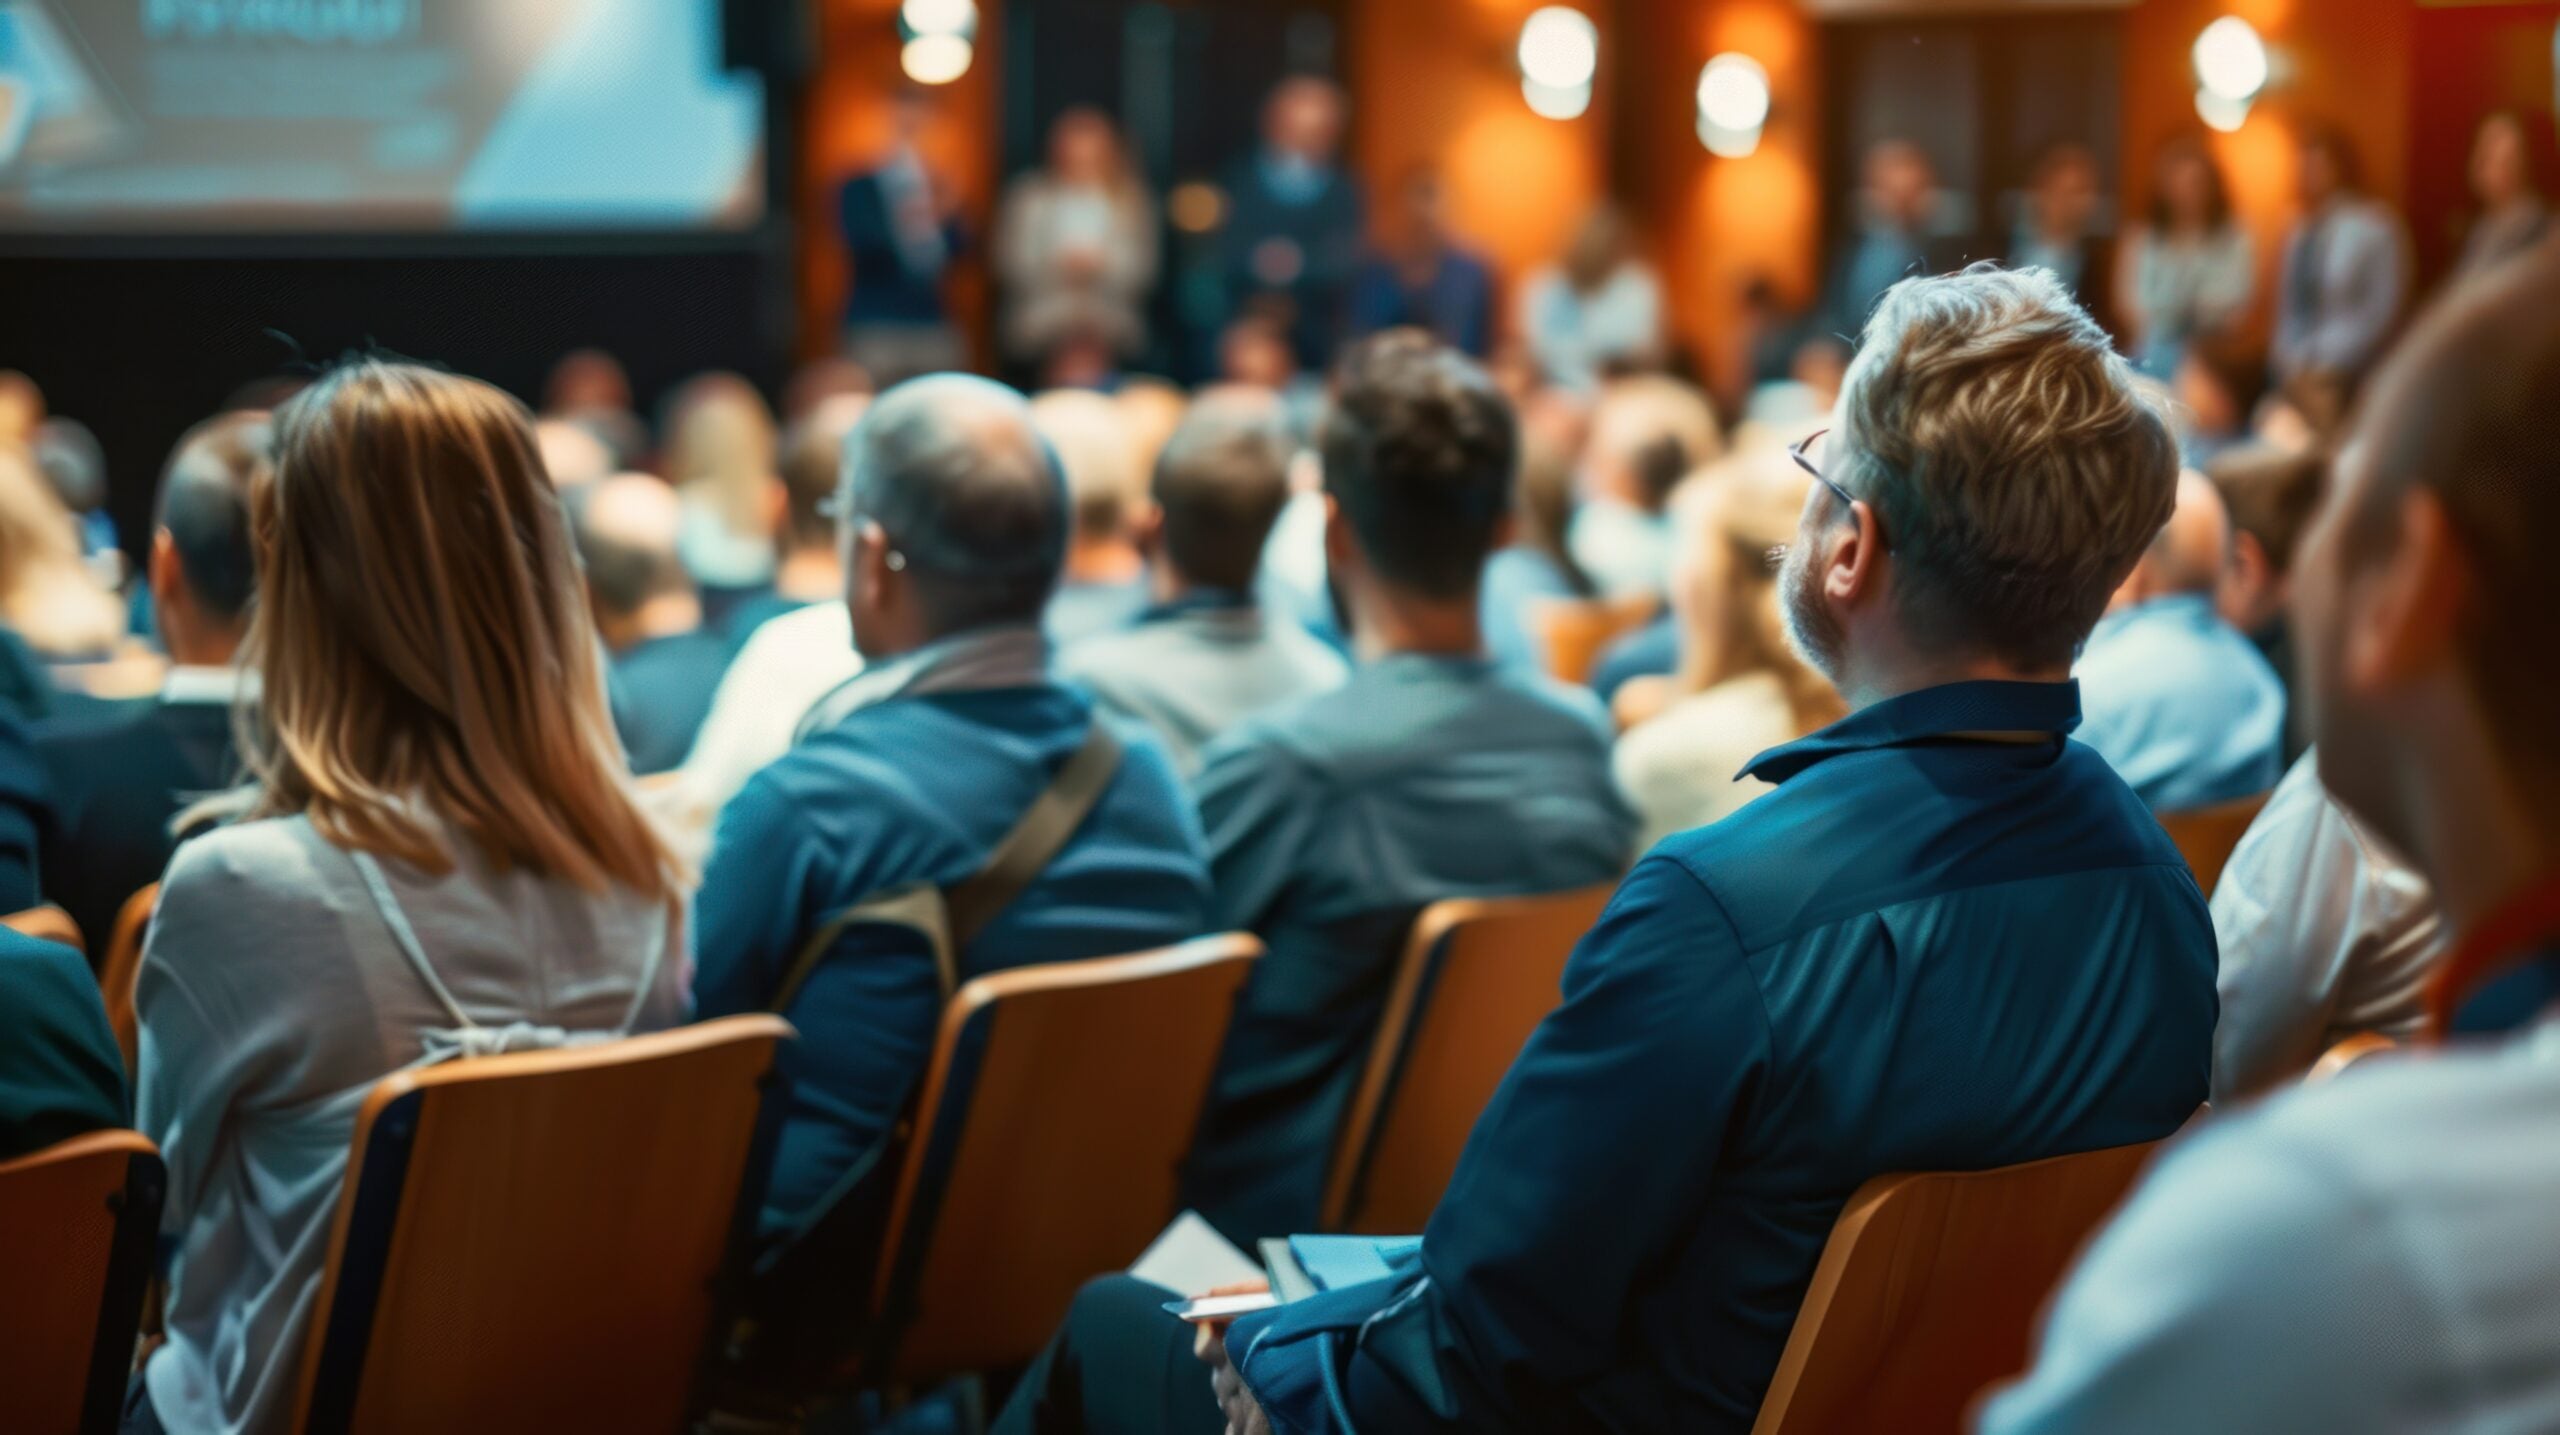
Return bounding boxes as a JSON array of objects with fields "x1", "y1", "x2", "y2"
[
  {"x1": 2193, "y1": 17, "x2": 2268, "y2": 104},
  {"x1": 1696, "y1": 53, "x2": 1770, "y2": 157},
  {"x1": 1518, "y1": 7, "x2": 1599, "y2": 92},
  {"x1": 1523, "y1": 78, "x2": 1593, "y2": 121},
  {"x1": 901, "y1": 0, "x2": 977, "y2": 40},
  {"x1": 2195, "y1": 86, "x2": 2251, "y2": 134},
  {"x1": 901, "y1": 32, "x2": 973, "y2": 85}
]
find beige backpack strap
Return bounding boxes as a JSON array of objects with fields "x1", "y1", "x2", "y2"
[
  {"x1": 944, "y1": 721, "x2": 1123, "y2": 951},
  {"x1": 762, "y1": 721, "x2": 1122, "y2": 1014}
]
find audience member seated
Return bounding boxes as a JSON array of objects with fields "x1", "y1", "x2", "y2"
[
  {"x1": 2117, "y1": 135, "x2": 2255, "y2": 382},
  {"x1": 1034, "y1": 388, "x2": 1153, "y2": 646},
  {"x1": 540, "y1": 347, "x2": 650, "y2": 471},
  {"x1": 572, "y1": 474, "x2": 735, "y2": 776},
  {"x1": 1004, "y1": 266, "x2": 2214, "y2": 1435},
  {"x1": 2075, "y1": 471, "x2": 2285, "y2": 811},
  {"x1": 1567, "y1": 374, "x2": 1723, "y2": 600},
  {"x1": 2209, "y1": 752, "x2": 2445, "y2": 1103},
  {"x1": 132, "y1": 360, "x2": 690, "y2": 1435},
  {"x1": 2454, "y1": 110, "x2": 2550, "y2": 282},
  {"x1": 1613, "y1": 454, "x2": 1843, "y2": 847},
  {"x1": 1061, "y1": 388, "x2": 1347, "y2": 775},
  {"x1": 662, "y1": 371, "x2": 785, "y2": 623},
  {"x1": 724, "y1": 395, "x2": 866, "y2": 647},
  {"x1": 1349, "y1": 165, "x2": 1495, "y2": 356},
  {"x1": 34, "y1": 416, "x2": 117, "y2": 570},
  {"x1": 2207, "y1": 441, "x2": 2326, "y2": 762},
  {"x1": 533, "y1": 415, "x2": 616, "y2": 490},
  {"x1": 0, "y1": 710, "x2": 47, "y2": 914},
  {"x1": 675, "y1": 601, "x2": 864, "y2": 825},
  {"x1": 689, "y1": 376, "x2": 1210, "y2": 1353},
  {"x1": 0, "y1": 444, "x2": 124, "y2": 662},
  {"x1": 1521, "y1": 206, "x2": 1665, "y2": 393},
  {"x1": 1983, "y1": 222, "x2": 2560, "y2": 1435},
  {"x1": 0, "y1": 920, "x2": 124, "y2": 1159},
  {"x1": 36, "y1": 411, "x2": 264, "y2": 949},
  {"x1": 1175, "y1": 332, "x2": 1637, "y2": 1245},
  {"x1": 1479, "y1": 391, "x2": 1598, "y2": 671}
]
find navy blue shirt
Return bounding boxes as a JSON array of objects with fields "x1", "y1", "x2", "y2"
[
  {"x1": 1180, "y1": 654, "x2": 1637, "y2": 1243},
  {"x1": 1231, "y1": 680, "x2": 2217, "y2": 1433},
  {"x1": 607, "y1": 629, "x2": 734, "y2": 776},
  {"x1": 692, "y1": 683, "x2": 1212, "y2": 1241}
]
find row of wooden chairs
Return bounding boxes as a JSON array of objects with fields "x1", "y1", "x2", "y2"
[{"x1": 0, "y1": 816, "x2": 2336, "y2": 1434}]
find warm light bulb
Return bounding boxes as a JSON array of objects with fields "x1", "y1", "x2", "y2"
[
  {"x1": 901, "y1": 0, "x2": 977, "y2": 39},
  {"x1": 1696, "y1": 54, "x2": 1770, "y2": 134},
  {"x1": 901, "y1": 33, "x2": 973, "y2": 85},
  {"x1": 2193, "y1": 17, "x2": 2269, "y2": 102},
  {"x1": 1523, "y1": 78, "x2": 1593, "y2": 121},
  {"x1": 2195, "y1": 86, "x2": 2251, "y2": 134},
  {"x1": 1518, "y1": 7, "x2": 1599, "y2": 91}
]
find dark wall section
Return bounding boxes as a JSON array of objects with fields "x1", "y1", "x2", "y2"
[{"x1": 0, "y1": 237, "x2": 789, "y2": 565}]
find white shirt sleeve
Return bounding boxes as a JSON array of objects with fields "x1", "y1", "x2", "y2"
[{"x1": 2210, "y1": 756, "x2": 2445, "y2": 1103}]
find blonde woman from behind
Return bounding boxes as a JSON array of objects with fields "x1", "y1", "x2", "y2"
[
  {"x1": 1614, "y1": 451, "x2": 1844, "y2": 849},
  {"x1": 132, "y1": 359, "x2": 692, "y2": 1435}
]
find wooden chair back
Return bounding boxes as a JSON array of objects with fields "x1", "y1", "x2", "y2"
[
  {"x1": 1749, "y1": 1139, "x2": 2163, "y2": 1435},
  {"x1": 1527, "y1": 596, "x2": 1657, "y2": 687},
  {"x1": 2307, "y1": 1031, "x2": 2398, "y2": 1083},
  {"x1": 864, "y1": 935, "x2": 1260, "y2": 1386},
  {"x1": 3, "y1": 903, "x2": 84, "y2": 956},
  {"x1": 290, "y1": 1015, "x2": 792, "y2": 1435},
  {"x1": 1323, "y1": 885, "x2": 1615, "y2": 1234},
  {"x1": 2156, "y1": 791, "x2": 2275, "y2": 896},
  {"x1": 100, "y1": 885, "x2": 155, "y2": 1073},
  {"x1": 0, "y1": 1130, "x2": 165, "y2": 1435}
]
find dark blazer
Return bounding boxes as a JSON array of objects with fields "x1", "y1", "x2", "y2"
[
  {"x1": 0, "y1": 927, "x2": 126, "y2": 1159},
  {"x1": 35, "y1": 697, "x2": 239, "y2": 957},
  {"x1": 840, "y1": 165, "x2": 960, "y2": 327}
]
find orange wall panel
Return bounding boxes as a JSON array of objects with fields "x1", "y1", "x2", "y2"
[{"x1": 1347, "y1": 0, "x2": 1612, "y2": 339}]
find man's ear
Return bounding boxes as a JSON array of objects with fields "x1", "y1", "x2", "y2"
[
  {"x1": 2342, "y1": 487, "x2": 2466, "y2": 695},
  {"x1": 1132, "y1": 501, "x2": 1166, "y2": 561},
  {"x1": 1824, "y1": 500, "x2": 1885, "y2": 608},
  {"x1": 763, "y1": 475, "x2": 789, "y2": 536},
  {"x1": 1321, "y1": 493, "x2": 1356, "y2": 571},
  {"x1": 148, "y1": 529, "x2": 184, "y2": 612}
]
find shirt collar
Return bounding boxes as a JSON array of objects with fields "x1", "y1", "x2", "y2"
[
  {"x1": 1741, "y1": 679, "x2": 2082, "y2": 784},
  {"x1": 1140, "y1": 588, "x2": 1257, "y2": 625},
  {"x1": 161, "y1": 665, "x2": 258, "y2": 707}
]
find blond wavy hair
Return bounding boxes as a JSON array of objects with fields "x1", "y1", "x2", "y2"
[
  {"x1": 1669, "y1": 453, "x2": 1845, "y2": 735},
  {"x1": 226, "y1": 360, "x2": 680, "y2": 898}
]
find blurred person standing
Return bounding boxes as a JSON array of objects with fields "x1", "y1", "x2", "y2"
[
  {"x1": 1568, "y1": 374, "x2": 1722, "y2": 601},
  {"x1": 1613, "y1": 455, "x2": 1843, "y2": 847},
  {"x1": 1520, "y1": 206, "x2": 1664, "y2": 392},
  {"x1": 1820, "y1": 141, "x2": 1962, "y2": 340},
  {"x1": 2009, "y1": 143, "x2": 2115, "y2": 334},
  {"x1": 2271, "y1": 124, "x2": 2408, "y2": 394},
  {"x1": 1218, "y1": 77, "x2": 1365, "y2": 372},
  {"x1": 1349, "y1": 165, "x2": 1496, "y2": 357},
  {"x1": 2117, "y1": 136, "x2": 2255, "y2": 381},
  {"x1": 2454, "y1": 110, "x2": 2551, "y2": 282},
  {"x1": 996, "y1": 108, "x2": 1160, "y2": 380},
  {"x1": 840, "y1": 87, "x2": 968, "y2": 385}
]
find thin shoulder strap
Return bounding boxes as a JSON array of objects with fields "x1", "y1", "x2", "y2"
[
  {"x1": 762, "y1": 721, "x2": 1123, "y2": 1014},
  {"x1": 945, "y1": 720, "x2": 1122, "y2": 951},
  {"x1": 348, "y1": 848, "x2": 478, "y2": 1034}
]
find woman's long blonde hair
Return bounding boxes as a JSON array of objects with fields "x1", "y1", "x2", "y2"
[
  {"x1": 661, "y1": 372, "x2": 779, "y2": 539},
  {"x1": 229, "y1": 359, "x2": 679, "y2": 898},
  {"x1": 1669, "y1": 451, "x2": 1844, "y2": 736},
  {"x1": 0, "y1": 445, "x2": 123, "y2": 657}
]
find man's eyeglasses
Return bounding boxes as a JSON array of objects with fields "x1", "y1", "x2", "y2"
[
  {"x1": 817, "y1": 492, "x2": 907, "y2": 571},
  {"x1": 1789, "y1": 428, "x2": 1860, "y2": 514}
]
